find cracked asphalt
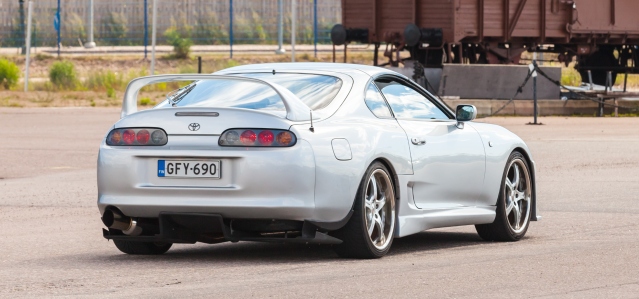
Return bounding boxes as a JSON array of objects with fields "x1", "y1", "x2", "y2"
[{"x1": 1, "y1": 108, "x2": 638, "y2": 298}]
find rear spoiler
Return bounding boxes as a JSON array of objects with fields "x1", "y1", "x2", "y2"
[{"x1": 122, "y1": 74, "x2": 312, "y2": 121}]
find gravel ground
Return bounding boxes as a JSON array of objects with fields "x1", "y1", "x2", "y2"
[{"x1": 1, "y1": 108, "x2": 638, "y2": 298}]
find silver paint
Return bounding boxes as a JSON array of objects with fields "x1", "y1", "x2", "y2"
[{"x1": 98, "y1": 63, "x2": 537, "y2": 237}]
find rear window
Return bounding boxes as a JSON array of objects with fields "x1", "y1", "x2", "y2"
[
  {"x1": 156, "y1": 79, "x2": 286, "y2": 116},
  {"x1": 155, "y1": 73, "x2": 342, "y2": 113},
  {"x1": 237, "y1": 73, "x2": 342, "y2": 110}
]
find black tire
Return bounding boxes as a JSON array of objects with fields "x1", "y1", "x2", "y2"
[
  {"x1": 332, "y1": 162, "x2": 396, "y2": 259},
  {"x1": 113, "y1": 240, "x2": 172, "y2": 255},
  {"x1": 476, "y1": 151, "x2": 532, "y2": 242}
]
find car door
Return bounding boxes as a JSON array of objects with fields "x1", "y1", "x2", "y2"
[{"x1": 375, "y1": 76, "x2": 486, "y2": 209}]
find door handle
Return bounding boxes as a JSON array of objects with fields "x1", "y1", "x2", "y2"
[{"x1": 411, "y1": 137, "x2": 426, "y2": 145}]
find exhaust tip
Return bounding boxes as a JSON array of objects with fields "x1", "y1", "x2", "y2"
[
  {"x1": 102, "y1": 208, "x2": 116, "y2": 227},
  {"x1": 101, "y1": 207, "x2": 141, "y2": 235}
]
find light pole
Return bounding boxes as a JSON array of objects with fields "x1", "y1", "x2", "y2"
[
  {"x1": 313, "y1": 0, "x2": 317, "y2": 58},
  {"x1": 150, "y1": 0, "x2": 158, "y2": 75},
  {"x1": 19, "y1": 0, "x2": 26, "y2": 54},
  {"x1": 291, "y1": 0, "x2": 296, "y2": 62},
  {"x1": 84, "y1": 0, "x2": 96, "y2": 48},
  {"x1": 275, "y1": 0, "x2": 285, "y2": 54},
  {"x1": 24, "y1": 0, "x2": 33, "y2": 92}
]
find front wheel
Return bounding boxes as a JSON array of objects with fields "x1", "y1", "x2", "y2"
[
  {"x1": 113, "y1": 240, "x2": 172, "y2": 255},
  {"x1": 332, "y1": 162, "x2": 396, "y2": 259},
  {"x1": 476, "y1": 151, "x2": 533, "y2": 241}
]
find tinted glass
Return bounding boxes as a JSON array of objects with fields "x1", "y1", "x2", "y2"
[
  {"x1": 376, "y1": 80, "x2": 449, "y2": 120},
  {"x1": 155, "y1": 73, "x2": 342, "y2": 113},
  {"x1": 237, "y1": 73, "x2": 342, "y2": 110},
  {"x1": 156, "y1": 80, "x2": 287, "y2": 116},
  {"x1": 364, "y1": 82, "x2": 393, "y2": 118}
]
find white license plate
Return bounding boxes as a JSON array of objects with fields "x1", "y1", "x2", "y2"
[{"x1": 157, "y1": 160, "x2": 221, "y2": 178}]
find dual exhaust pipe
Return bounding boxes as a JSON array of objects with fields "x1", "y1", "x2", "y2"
[{"x1": 102, "y1": 208, "x2": 142, "y2": 236}]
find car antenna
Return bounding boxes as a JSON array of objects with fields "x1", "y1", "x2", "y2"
[
  {"x1": 309, "y1": 111, "x2": 315, "y2": 132},
  {"x1": 272, "y1": 69, "x2": 276, "y2": 75}
]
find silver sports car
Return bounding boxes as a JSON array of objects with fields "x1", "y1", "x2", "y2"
[{"x1": 98, "y1": 63, "x2": 539, "y2": 258}]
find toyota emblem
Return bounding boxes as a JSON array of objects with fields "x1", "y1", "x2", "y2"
[{"x1": 188, "y1": 123, "x2": 201, "y2": 131}]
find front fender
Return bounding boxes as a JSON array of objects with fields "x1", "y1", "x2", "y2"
[{"x1": 469, "y1": 122, "x2": 537, "y2": 220}]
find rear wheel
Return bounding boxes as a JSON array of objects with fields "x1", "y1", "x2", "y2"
[
  {"x1": 476, "y1": 151, "x2": 532, "y2": 241},
  {"x1": 332, "y1": 162, "x2": 396, "y2": 259},
  {"x1": 113, "y1": 240, "x2": 172, "y2": 255}
]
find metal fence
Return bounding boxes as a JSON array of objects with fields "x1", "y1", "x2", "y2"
[{"x1": 0, "y1": 0, "x2": 341, "y2": 48}]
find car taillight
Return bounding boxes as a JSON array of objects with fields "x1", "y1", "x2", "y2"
[
  {"x1": 106, "y1": 128, "x2": 167, "y2": 146},
  {"x1": 219, "y1": 129, "x2": 297, "y2": 147},
  {"x1": 240, "y1": 130, "x2": 256, "y2": 145}
]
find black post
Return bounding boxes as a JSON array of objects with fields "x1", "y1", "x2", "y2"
[
  {"x1": 527, "y1": 60, "x2": 542, "y2": 125},
  {"x1": 57, "y1": 0, "x2": 61, "y2": 58},
  {"x1": 197, "y1": 56, "x2": 202, "y2": 74},
  {"x1": 533, "y1": 66, "x2": 538, "y2": 124},
  {"x1": 19, "y1": 0, "x2": 26, "y2": 54},
  {"x1": 373, "y1": 43, "x2": 379, "y2": 66},
  {"x1": 623, "y1": 71, "x2": 628, "y2": 92},
  {"x1": 144, "y1": 0, "x2": 148, "y2": 59}
]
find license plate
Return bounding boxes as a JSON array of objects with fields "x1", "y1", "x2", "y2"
[{"x1": 157, "y1": 160, "x2": 221, "y2": 178}]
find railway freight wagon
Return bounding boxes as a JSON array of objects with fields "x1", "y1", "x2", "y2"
[{"x1": 331, "y1": 0, "x2": 639, "y2": 85}]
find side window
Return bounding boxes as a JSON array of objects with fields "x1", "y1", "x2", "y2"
[
  {"x1": 364, "y1": 82, "x2": 393, "y2": 118},
  {"x1": 375, "y1": 79, "x2": 450, "y2": 120}
]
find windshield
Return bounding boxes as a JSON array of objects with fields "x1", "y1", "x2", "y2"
[{"x1": 155, "y1": 73, "x2": 342, "y2": 113}]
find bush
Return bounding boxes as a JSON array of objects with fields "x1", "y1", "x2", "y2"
[
  {"x1": 85, "y1": 70, "x2": 124, "y2": 91},
  {"x1": 164, "y1": 28, "x2": 193, "y2": 59},
  {"x1": 0, "y1": 59, "x2": 20, "y2": 90},
  {"x1": 49, "y1": 61, "x2": 78, "y2": 89}
]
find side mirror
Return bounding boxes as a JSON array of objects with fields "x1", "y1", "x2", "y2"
[{"x1": 455, "y1": 105, "x2": 477, "y2": 129}]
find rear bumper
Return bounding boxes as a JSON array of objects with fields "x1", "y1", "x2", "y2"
[
  {"x1": 98, "y1": 138, "x2": 328, "y2": 221},
  {"x1": 102, "y1": 212, "x2": 349, "y2": 245}
]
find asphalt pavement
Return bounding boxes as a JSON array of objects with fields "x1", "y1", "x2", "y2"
[{"x1": 1, "y1": 108, "x2": 638, "y2": 298}]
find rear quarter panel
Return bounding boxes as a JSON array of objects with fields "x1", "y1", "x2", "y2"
[{"x1": 290, "y1": 76, "x2": 413, "y2": 222}]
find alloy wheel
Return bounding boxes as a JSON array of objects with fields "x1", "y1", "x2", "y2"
[
  {"x1": 364, "y1": 169, "x2": 395, "y2": 250},
  {"x1": 504, "y1": 158, "x2": 532, "y2": 233}
]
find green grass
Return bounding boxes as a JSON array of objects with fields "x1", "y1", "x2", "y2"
[{"x1": 139, "y1": 97, "x2": 155, "y2": 106}]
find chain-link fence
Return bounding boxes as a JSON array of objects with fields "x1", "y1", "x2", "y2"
[{"x1": 0, "y1": 0, "x2": 341, "y2": 48}]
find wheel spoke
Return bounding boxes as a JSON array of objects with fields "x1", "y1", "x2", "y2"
[
  {"x1": 378, "y1": 231, "x2": 386, "y2": 245},
  {"x1": 369, "y1": 176, "x2": 378, "y2": 202},
  {"x1": 513, "y1": 203, "x2": 522, "y2": 230},
  {"x1": 375, "y1": 213, "x2": 384, "y2": 237},
  {"x1": 513, "y1": 191, "x2": 523, "y2": 203},
  {"x1": 505, "y1": 178, "x2": 514, "y2": 191},
  {"x1": 376, "y1": 194, "x2": 386, "y2": 212},
  {"x1": 512, "y1": 164, "x2": 520, "y2": 189},
  {"x1": 365, "y1": 200, "x2": 375, "y2": 211},
  {"x1": 506, "y1": 198, "x2": 515, "y2": 215},
  {"x1": 367, "y1": 215, "x2": 376, "y2": 236}
]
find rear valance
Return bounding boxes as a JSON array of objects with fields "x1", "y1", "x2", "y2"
[{"x1": 122, "y1": 74, "x2": 312, "y2": 121}]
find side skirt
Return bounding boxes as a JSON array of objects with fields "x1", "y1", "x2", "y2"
[{"x1": 396, "y1": 206, "x2": 496, "y2": 238}]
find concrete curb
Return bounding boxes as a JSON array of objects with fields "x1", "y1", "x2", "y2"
[{"x1": 443, "y1": 99, "x2": 639, "y2": 116}]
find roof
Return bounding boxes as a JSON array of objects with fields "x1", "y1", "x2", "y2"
[{"x1": 216, "y1": 62, "x2": 400, "y2": 78}]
